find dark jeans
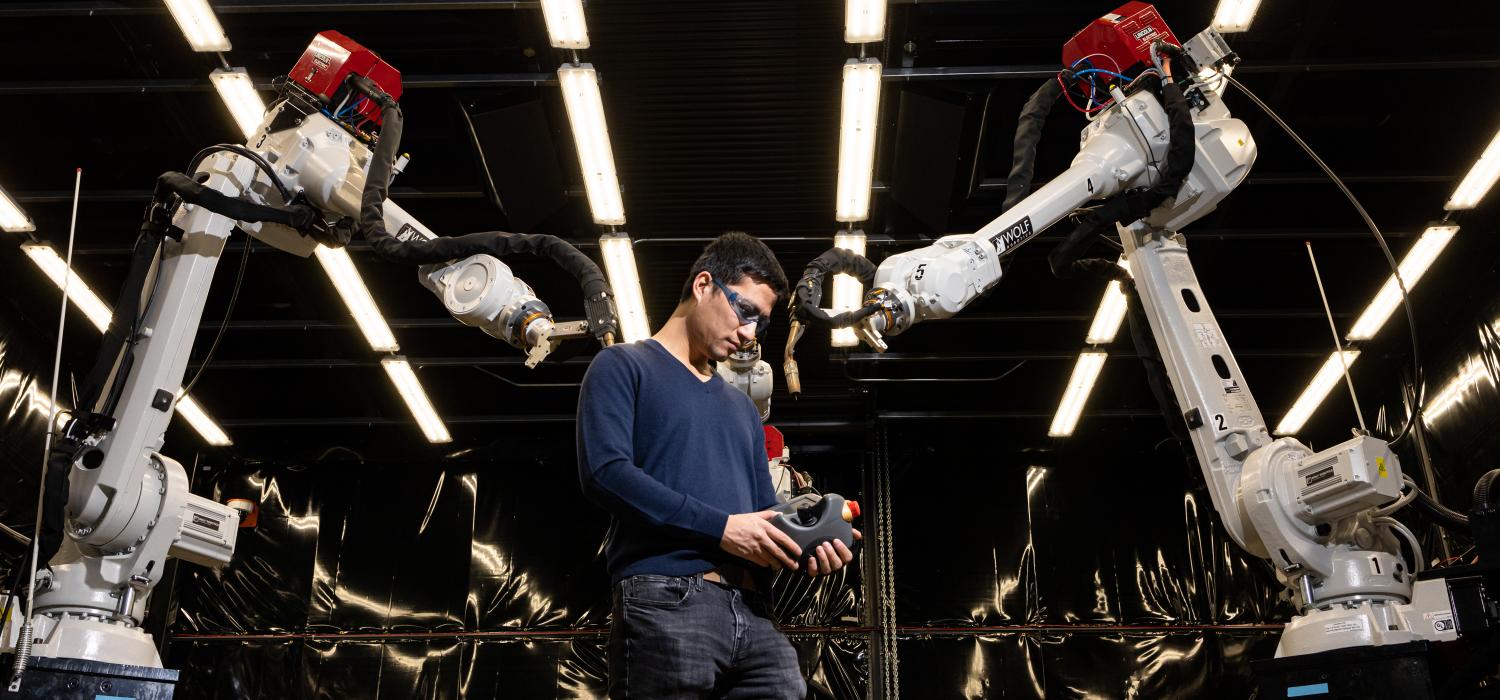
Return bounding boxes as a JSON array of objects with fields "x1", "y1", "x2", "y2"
[{"x1": 609, "y1": 573, "x2": 805, "y2": 699}]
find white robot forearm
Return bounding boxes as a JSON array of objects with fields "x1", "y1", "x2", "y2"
[{"x1": 854, "y1": 82, "x2": 1172, "y2": 349}]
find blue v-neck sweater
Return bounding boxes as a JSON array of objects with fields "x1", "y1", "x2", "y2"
[{"x1": 576, "y1": 339, "x2": 776, "y2": 582}]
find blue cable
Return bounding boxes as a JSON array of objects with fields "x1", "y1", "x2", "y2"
[
  {"x1": 1072, "y1": 58, "x2": 1099, "y2": 106},
  {"x1": 1071, "y1": 67, "x2": 1130, "y2": 82},
  {"x1": 336, "y1": 97, "x2": 366, "y2": 119}
]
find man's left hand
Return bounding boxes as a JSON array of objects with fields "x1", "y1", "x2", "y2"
[{"x1": 806, "y1": 528, "x2": 862, "y2": 576}]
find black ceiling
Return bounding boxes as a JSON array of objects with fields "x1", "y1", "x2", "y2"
[{"x1": 2, "y1": 0, "x2": 1498, "y2": 462}]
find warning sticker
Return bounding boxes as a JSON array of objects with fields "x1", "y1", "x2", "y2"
[{"x1": 1323, "y1": 618, "x2": 1367, "y2": 636}]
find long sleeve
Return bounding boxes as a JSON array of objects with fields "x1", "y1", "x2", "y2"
[
  {"x1": 750, "y1": 419, "x2": 779, "y2": 512},
  {"x1": 576, "y1": 348, "x2": 731, "y2": 543}
]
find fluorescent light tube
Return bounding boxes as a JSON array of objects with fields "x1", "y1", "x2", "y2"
[
  {"x1": 1211, "y1": 0, "x2": 1262, "y2": 33},
  {"x1": 1085, "y1": 280, "x2": 1128, "y2": 345},
  {"x1": 210, "y1": 68, "x2": 268, "y2": 140},
  {"x1": 176, "y1": 394, "x2": 233, "y2": 446},
  {"x1": 830, "y1": 230, "x2": 867, "y2": 347},
  {"x1": 1275, "y1": 350, "x2": 1361, "y2": 435},
  {"x1": 1049, "y1": 352, "x2": 1108, "y2": 437},
  {"x1": 540, "y1": 0, "x2": 590, "y2": 49},
  {"x1": 163, "y1": 0, "x2": 232, "y2": 52},
  {"x1": 20, "y1": 243, "x2": 114, "y2": 333},
  {"x1": 558, "y1": 64, "x2": 626, "y2": 226},
  {"x1": 1346, "y1": 225, "x2": 1458, "y2": 341},
  {"x1": 598, "y1": 234, "x2": 651, "y2": 343},
  {"x1": 845, "y1": 0, "x2": 887, "y2": 43},
  {"x1": 21, "y1": 242, "x2": 231, "y2": 444},
  {"x1": 381, "y1": 358, "x2": 452, "y2": 443},
  {"x1": 314, "y1": 245, "x2": 399, "y2": 352},
  {"x1": 0, "y1": 185, "x2": 35, "y2": 232},
  {"x1": 1446, "y1": 127, "x2": 1500, "y2": 211},
  {"x1": 835, "y1": 59, "x2": 883, "y2": 223}
]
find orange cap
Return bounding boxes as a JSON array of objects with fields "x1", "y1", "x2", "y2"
[{"x1": 843, "y1": 500, "x2": 861, "y2": 521}]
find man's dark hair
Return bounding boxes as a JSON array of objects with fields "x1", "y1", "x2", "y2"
[{"x1": 678, "y1": 231, "x2": 789, "y2": 304}]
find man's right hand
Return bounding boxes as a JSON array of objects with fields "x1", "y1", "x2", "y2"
[{"x1": 721, "y1": 511, "x2": 802, "y2": 570}]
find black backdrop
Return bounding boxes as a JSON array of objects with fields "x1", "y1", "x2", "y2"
[{"x1": 4, "y1": 239, "x2": 1500, "y2": 698}]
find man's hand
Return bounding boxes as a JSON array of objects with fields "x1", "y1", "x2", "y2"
[
  {"x1": 721, "y1": 511, "x2": 802, "y2": 570},
  {"x1": 807, "y1": 528, "x2": 862, "y2": 577}
]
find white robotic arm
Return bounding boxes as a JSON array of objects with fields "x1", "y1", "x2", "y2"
[
  {"x1": 5, "y1": 32, "x2": 614, "y2": 680},
  {"x1": 801, "y1": 19, "x2": 1460, "y2": 660},
  {"x1": 246, "y1": 98, "x2": 586, "y2": 367}
]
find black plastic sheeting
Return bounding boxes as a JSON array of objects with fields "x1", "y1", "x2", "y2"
[
  {"x1": 876, "y1": 416, "x2": 1291, "y2": 698},
  {"x1": 159, "y1": 413, "x2": 1297, "y2": 698},
  {"x1": 0, "y1": 297, "x2": 64, "y2": 583},
  {"x1": 163, "y1": 449, "x2": 867, "y2": 698}
]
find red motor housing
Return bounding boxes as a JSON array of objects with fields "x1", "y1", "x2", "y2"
[
  {"x1": 1061, "y1": 2, "x2": 1179, "y2": 76},
  {"x1": 764, "y1": 425, "x2": 787, "y2": 462},
  {"x1": 288, "y1": 30, "x2": 403, "y2": 125}
]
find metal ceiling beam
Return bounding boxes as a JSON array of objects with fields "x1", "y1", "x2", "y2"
[
  {"x1": 3, "y1": 59, "x2": 1490, "y2": 96},
  {"x1": 212, "y1": 410, "x2": 1164, "y2": 429},
  {"x1": 183, "y1": 347, "x2": 1329, "y2": 371},
  {"x1": 184, "y1": 356, "x2": 595, "y2": 370},
  {"x1": 0, "y1": 74, "x2": 554, "y2": 95},
  {"x1": 883, "y1": 59, "x2": 1500, "y2": 82},
  {"x1": 13, "y1": 171, "x2": 1450, "y2": 206},
  {"x1": 48, "y1": 226, "x2": 1415, "y2": 259},
  {"x1": 966, "y1": 173, "x2": 1455, "y2": 190},
  {"x1": 192, "y1": 308, "x2": 1352, "y2": 333},
  {"x1": 10, "y1": 187, "x2": 485, "y2": 204},
  {"x1": 0, "y1": 1, "x2": 537, "y2": 16}
]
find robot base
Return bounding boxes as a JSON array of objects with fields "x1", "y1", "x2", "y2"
[
  {"x1": 1252, "y1": 641, "x2": 1434, "y2": 699},
  {"x1": 22, "y1": 613, "x2": 162, "y2": 668},
  {"x1": 1276, "y1": 578, "x2": 1459, "y2": 658},
  {"x1": 1279, "y1": 599, "x2": 1426, "y2": 657},
  {"x1": 1, "y1": 653, "x2": 178, "y2": 699}
]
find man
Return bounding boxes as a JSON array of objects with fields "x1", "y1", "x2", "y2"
[{"x1": 577, "y1": 232, "x2": 857, "y2": 699}]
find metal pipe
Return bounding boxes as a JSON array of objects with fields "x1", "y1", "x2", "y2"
[
  {"x1": 0, "y1": 1, "x2": 537, "y2": 16},
  {"x1": 1299, "y1": 575, "x2": 1317, "y2": 612}
]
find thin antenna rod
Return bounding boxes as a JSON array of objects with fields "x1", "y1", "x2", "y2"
[
  {"x1": 12, "y1": 167, "x2": 83, "y2": 692},
  {"x1": 1305, "y1": 241, "x2": 1367, "y2": 433}
]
